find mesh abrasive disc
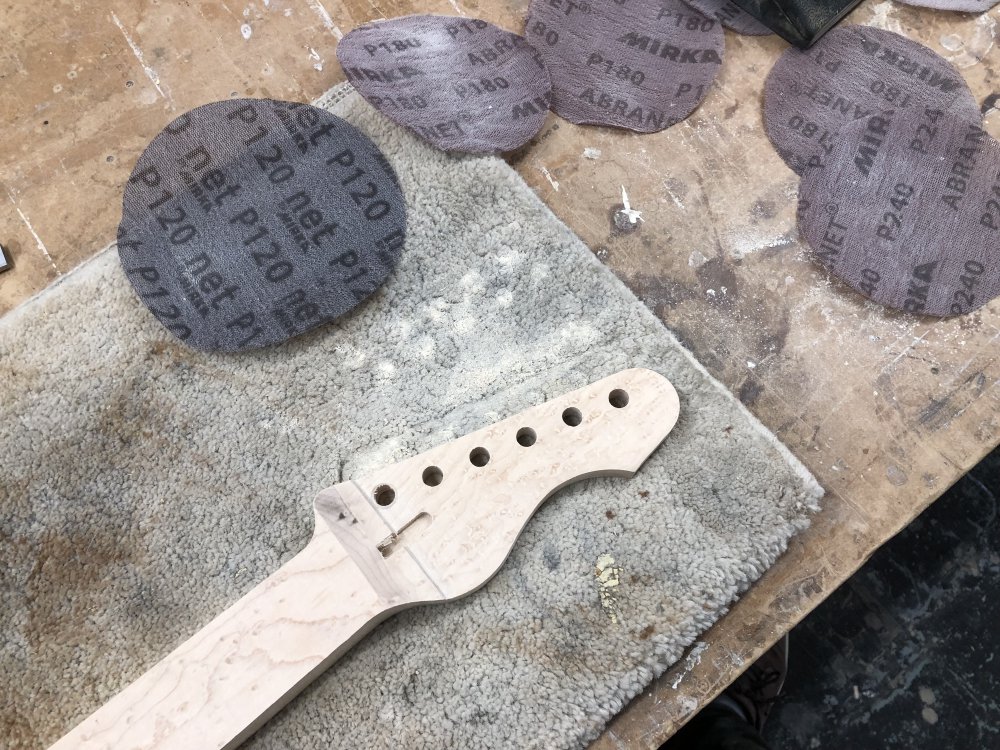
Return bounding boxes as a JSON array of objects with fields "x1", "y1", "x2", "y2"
[
  {"x1": 525, "y1": 0, "x2": 724, "y2": 133},
  {"x1": 336, "y1": 15, "x2": 551, "y2": 154},
  {"x1": 681, "y1": 0, "x2": 773, "y2": 35},
  {"x1": 764, "y1": 25, "x2": 980, "y2": 175},
  {"x1": 895, "y1": 0, "x2": 997, "y2": 11},
  {"x1": 117, "y1": 99, "x2": 406, "y2": 352},
  {"x1": 798, "y1": 110, "x2": 1000, "y2": 317}
]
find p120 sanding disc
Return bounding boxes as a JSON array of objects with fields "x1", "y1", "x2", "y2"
[
  {"x1": 337, "y1": 15, "x2": 552, "y2": 154},
  {"x1": 117, "y1": 99, "x2": 407, "y2": 352},
  {"x1": 798, "y1": 110, "x2": 1000, "y2": 316}
]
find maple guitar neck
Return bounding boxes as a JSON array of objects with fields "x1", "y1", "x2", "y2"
[{"x1": 49, "y1": 368, "x2": 680, "y2": 750}]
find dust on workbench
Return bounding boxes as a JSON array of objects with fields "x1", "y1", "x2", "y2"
[{"x1": 1, "y1": 2, "x2": 999, "y2": 747}]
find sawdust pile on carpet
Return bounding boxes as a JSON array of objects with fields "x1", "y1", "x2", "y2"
[{"x1": 0, "y1": 84, "x2": 822, "y2": 750}]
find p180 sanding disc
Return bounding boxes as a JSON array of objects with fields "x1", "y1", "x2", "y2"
[
  {"x1": 798, "y1": 110, "x2": 1000, "y2": 317},
  {"x1": 525, "y1": 0, "x2": 724, "y2": 133},
  {"x1": 336, "y1": 15, "x2": 552, "y2": 154},
  {"x1": 117, "y1": 99, "x2": 407, "y2": 352},
  {"x1": 764, "y1": 25, "x2": 980, "y2": 175},
  {"x1": 681, "y1": 0, "x2": 773, "y2": 35}
]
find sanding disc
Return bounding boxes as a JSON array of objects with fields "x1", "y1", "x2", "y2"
[
  {"x1": 525, "y1": 0, "x2": 724, "y2": 132},
  {"x1": 681, "y1": 0, "x2": 773, "y2": 35},
  {"x1": 117, "y1": 99, "x2": 407, "y2": 352},
  {"x1": 894, "y1": 0, "x2": 997, "y2": 11},
  {"x1": 336, "y1": 15, "x2": 552, "y2": 154},
  {"x1": 798, "y1": 110, "x2": 1000, "y2": 316},
  {"x1": 764, "y1": 25, "x2": 980, "y2": 175}
]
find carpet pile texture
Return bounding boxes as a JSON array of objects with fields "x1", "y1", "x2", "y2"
[{"x1": 0, "y1": 84, "x2": 822, "y2": 749}]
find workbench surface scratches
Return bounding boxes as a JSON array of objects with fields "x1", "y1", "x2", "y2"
[{"x1": 1, "y1": 1, "x2": 998, "y2": 747}]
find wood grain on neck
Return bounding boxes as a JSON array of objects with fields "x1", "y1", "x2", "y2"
[{"x1": 49, "y1": 368, "x2": 680, "y2": 750}]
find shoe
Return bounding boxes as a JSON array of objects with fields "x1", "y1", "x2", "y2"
[{"x1": 725, "y1": 633, "x2": 788, "y2": 732}]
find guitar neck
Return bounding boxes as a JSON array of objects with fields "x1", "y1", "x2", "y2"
[
  {"x1": 50, "y1": 526, "x2": 403, "y2": 750},
  {"x1": 49, "y1": 368, "x2": 679, "y2": 750}
]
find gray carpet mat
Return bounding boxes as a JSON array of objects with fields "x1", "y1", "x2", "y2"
[{"x1": 0, "y1": 84, "x2": 823, "y2": 750}]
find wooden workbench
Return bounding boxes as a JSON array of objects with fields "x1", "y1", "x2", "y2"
[{"x1": 1, "y1": 1, "x2": 997, "y2": 747}]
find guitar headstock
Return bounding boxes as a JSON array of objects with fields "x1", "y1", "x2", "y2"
[{"x1": 314, "y1": 368, "x2": 680, "y2": 603}]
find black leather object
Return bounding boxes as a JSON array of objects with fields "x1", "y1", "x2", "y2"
[{"x1": 731, "y1": 0, "x2": 864, "y2": 47}]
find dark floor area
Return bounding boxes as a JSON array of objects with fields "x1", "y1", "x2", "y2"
[{"x1": 763, "y1": 448, "x2": 1000, "y2": 749}]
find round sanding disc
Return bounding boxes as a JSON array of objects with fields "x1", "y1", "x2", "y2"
[
  {"x1": 682, "y1": 0, "x2": 773, "y2": 35},
  {"x1": 117, "y1": 99, "x2": 407, "y2": 352},
  {"x1": 798, "y1": 110, "x2": 1000, "y2": 316},
  {"x1": 894, "y1": 0, "x2": 997, "y2": 11},
  {"x1": 336, "y1": 15, "x2": 552, "y2": 154},
  {"x1": 525, "y1": 0, "x2": 724, "y2": 132},
  {"x1": 764, "y1": 25, "x2": 980, "y2": 175}
]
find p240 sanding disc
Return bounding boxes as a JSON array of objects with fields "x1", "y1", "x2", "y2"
[
  {"x1": 764, "y1": 25, "x2": 980, "y2": 175},
  {"x1": 117, "y1": 99, "x2": 407, "y2": 352},
  {"x1": 798, "y1": 110, "x2": 1000, "y2": 317},
  {"x1": 525, "y1": 0, "x2": 724, "y2": 133},
  {"x1": 336, "y1": 15, "x2": 552, "y2": 154}
]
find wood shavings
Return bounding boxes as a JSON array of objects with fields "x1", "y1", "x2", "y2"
[{"x1": 595, "y1": 553, "x2": 624, "y2": 624}]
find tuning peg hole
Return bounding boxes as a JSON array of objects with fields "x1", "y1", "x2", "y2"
[
  {"x1": 422, "y1": 466, "x2": 444, "y2": 487},
  {"x1": 516, "y1": 427, "x2": 537, "y2": 447},
  {"x1": 374, "y1": 485, "x2": 396, "y2": 506},
  {"x1": 562, "y1": 407, "x2": 583, "y2": 426},
  {"x1": 470, "y1": 447, "x2": 491, "y2": 466},
  {"x1": 609, "y1": 389, "x2": 629, "y2": 408}
]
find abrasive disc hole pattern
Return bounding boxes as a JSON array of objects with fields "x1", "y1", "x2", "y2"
[
  {"x1": 117, "y1": 99, "x2": 407, "y2": 352},
  {"x1": 526, "y1": 0, "x2": 724, "y2": 132},
  {"x1": 798, "y1": 110, "x2": 1000, "y2": 316},
  {"x1": 764, "y1": 25, "x2": 981, "y2": 175},
  {"x1": 681, "y1": 0, "x2": 773, "y2": 35},
  {"x1": 337, "y1": 15, "x2": 552, "y2": 154}
]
